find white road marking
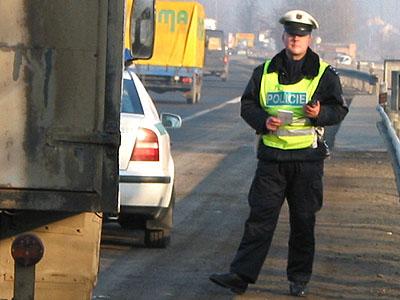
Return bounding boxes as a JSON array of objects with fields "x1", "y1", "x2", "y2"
[{"x1": 182, "y1": 97, "x2": 241, "y2": 122}]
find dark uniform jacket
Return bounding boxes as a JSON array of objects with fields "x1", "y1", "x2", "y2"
[{"x1": 241, "y1": 47, "x2": 348, "y2": 162}]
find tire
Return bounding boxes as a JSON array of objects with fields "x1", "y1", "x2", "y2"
[
  {"x1": 186, "y1": 94, "x2": 196, "y2": 104},
  {"x1": 144, "y1": 229, "x2": 170, "y2": 248},
  {"x1": 144, "y1": 189, "x2": 175, "y2": 248}
]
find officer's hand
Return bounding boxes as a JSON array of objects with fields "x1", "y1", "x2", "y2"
[
  {"x1": 266, "y1": 116, "x2": 282, "y2": 131},
  {"x1": 304, "y1": 101, "x2": 320, "y2": 118}
]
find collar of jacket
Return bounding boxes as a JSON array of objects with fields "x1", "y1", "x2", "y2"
[{"x1": 267, "y1": 47, "x2": 320, "y2": 78}]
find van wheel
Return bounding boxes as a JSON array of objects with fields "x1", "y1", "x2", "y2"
[{"x1": 144, "y1": 189, "x2": 175, "y2": 248}]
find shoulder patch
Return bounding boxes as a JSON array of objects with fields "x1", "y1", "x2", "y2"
[{"x1": 328, "y1": 65, "x2": 339, "y2": 75}]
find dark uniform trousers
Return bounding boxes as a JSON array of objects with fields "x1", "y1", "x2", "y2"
[{"x1": 230, "y1": 159, "x2": 324, "y2": 284}]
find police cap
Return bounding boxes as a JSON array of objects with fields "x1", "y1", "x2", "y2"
[{"x1": 279, "y1": 10, "x2": 319, "y2": 36}]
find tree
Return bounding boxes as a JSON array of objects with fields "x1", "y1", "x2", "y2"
[
  {"x1": 235, "y1": 0, "x2": 265, "y2": 33},
  {"x1": 270, "y1": 0, "x2": 356, "y2": 44}
]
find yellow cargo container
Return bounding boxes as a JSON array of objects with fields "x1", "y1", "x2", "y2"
[
  {"x1": 136, "y1": 0, "x2": 205, "y2": 68},
  {"x1": 134, "y1": 0, "x2": 206, "y2": 104}
]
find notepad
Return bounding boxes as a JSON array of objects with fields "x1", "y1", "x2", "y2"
[{"x1": 277, "y1": 109, "x2": 293, "y2": 125}]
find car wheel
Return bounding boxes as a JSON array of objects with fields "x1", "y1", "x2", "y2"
[
  {"x1": 144, "y1": 188, "x2": 175, "y2": 248},
  {"x1": 144, "y1": 229, "x2": 170, "y2": 248}
]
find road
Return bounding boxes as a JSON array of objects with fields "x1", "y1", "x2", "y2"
[{"x1": 93, "y1": 56, "x2": 400, "y2": 299}]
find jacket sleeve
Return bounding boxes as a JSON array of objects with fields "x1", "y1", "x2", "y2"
[
  {"x1": 240, "y1": 64, "x2": 270, "y2": 134},
  {"x1": 311, "y1": 66, "x2": 349, "y2": 126}
]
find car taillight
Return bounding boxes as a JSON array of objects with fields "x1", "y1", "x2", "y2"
[
  {"x1": 223, "y1": 55, "x2": 228, "y2": 64},
  {"x1": 181, "y1": 77, "x2": 193, "y2": 84},
  {"x1": 131, "y1": 128, "x2": 159, "y2": 161}
]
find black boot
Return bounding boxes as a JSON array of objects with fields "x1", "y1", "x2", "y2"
[
  {"x1": 289, "y1": 281, "x2": 307, "y2": 297},
  {"x1": 209, "y1": 272, "x2": 248, "y2": 294}
]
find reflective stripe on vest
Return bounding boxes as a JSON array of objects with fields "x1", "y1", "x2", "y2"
[{"x1": 259, "y1": 60, "x2": 329, "y2": 150}]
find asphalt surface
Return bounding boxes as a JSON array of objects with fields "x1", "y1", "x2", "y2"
[{"x1": 93, "y1": 57, "x2": 400, "y2": 299}]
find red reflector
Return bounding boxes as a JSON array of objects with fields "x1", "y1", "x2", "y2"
[
  {"x1": 131, "y1": 128, "x2": 159, "y2": 161},
  {"x1": 11, "y1": 234, "x2": 44, "y2": 267},
  {"x1": 223, "y1": 56, "x2": 228, "y2": 64},
  {"x1": 181, "y1": 77, "x2": 192, "y2": 84}
]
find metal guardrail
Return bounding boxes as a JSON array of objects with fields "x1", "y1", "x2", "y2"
[
  {"x1": 376, "y1": 105, "x2": 400, "y2": 196},
  {"x1": 336, "y1": 68, "x2": 379, "y2": 85},
  {"x1": 336, "y1": 68, "x2": 379, "y2": 94}
]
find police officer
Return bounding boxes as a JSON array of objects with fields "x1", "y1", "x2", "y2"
[{"x1": 209, "y1": 10, "x2": 348, "y2": 297}]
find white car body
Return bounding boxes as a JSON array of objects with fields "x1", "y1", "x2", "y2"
[
  {"x1": 336, "y1": 54, "x2": 352, "y2": 65},
  {"x1": 119, "y1": 68, "x2": 175, "y2": 217}
]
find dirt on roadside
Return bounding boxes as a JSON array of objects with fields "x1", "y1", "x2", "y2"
[{"x1": 240, "y1": 150, "x2": 400, "y2": 300}]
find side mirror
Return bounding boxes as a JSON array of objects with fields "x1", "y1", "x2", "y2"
[
  {"x1": 161, "y1": 113, "x2": 182, "y2": 129},
  {"x1": 129, "y1": 0, "x2": 155, "y2": 60}
]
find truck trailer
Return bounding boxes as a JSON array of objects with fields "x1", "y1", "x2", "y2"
[{"x1": 0, "y1": 0, "x2": 154, "y2": 299}]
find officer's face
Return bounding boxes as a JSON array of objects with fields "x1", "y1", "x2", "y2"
[{"x1": 282, "y1": 32, "x2": 312, "y2": 60}]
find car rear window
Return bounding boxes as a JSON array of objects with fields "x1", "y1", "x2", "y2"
[{"x1": 121, "y1": 78, "x2": 144, "y2": 114}]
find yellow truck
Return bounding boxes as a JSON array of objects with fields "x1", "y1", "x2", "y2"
[
  {"x1": 134, "y1": 0, "x2": 206, "y2": 104},
  {"x1": 0, "y1": 1, "x2": 154, "y2": 299}
]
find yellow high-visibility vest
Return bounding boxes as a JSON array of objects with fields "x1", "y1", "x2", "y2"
[{"x1": 259, "y1": 60, "x2": 329, "y2": 150}]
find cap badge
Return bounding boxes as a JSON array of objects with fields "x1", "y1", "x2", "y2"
[{"x1": 296, "y1": 14, "x2": 302, "y2": 20}]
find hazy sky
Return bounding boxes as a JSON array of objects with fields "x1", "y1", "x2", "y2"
[
  {"x1": 196, "y1": 0, "x2": 400, "y2": 60},
  {"x1": 197, "y1": 0, "x2": 400, "y2": 28}
]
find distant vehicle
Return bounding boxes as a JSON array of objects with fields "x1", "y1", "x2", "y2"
[
  {"x1": 247, "y1": 42, "x2": 276, "y2": 60},
  {"x1": 336, "y1": 54, "x2": 352, "y2": 65},
  {"x1": 236, "y1": 41, "x2": 248, "y2": 56},
  {"x1": 204, "y1": 29, "x2": 229, "y2": 81},
  {"x1": 118, "y1": 68, "x2": 182, "y2": 248},
  {"x1": 234, "y1": 32, "x2": 255, "y2": 48}
]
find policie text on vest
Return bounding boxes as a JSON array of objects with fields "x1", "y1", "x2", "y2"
[{"x1": 267, "y1": 91, "x2": 307, "y2": 106}]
